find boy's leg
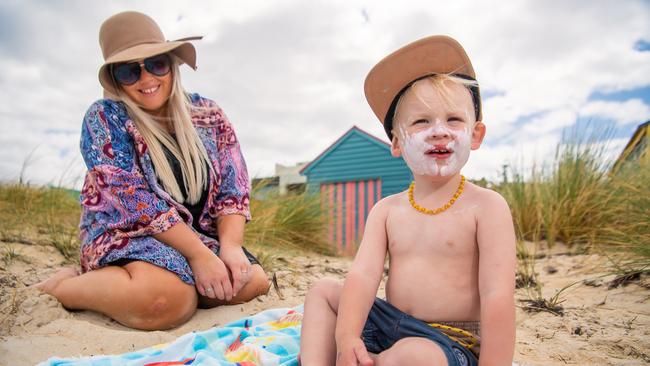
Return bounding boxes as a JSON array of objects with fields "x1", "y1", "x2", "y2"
[
  {"x1": 39, "y1": 261, "x2": 198, "y2": 330},
  {"x1": 375, "y1": 337, "x2": 447, "y2": 366},
  {"x1": 300, "y1": 278, "x2": 343, "y2": 366}
]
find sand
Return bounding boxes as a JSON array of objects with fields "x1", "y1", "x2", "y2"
[{"x1": 0, "y1": 241, "x2": 648, "y2": 366}]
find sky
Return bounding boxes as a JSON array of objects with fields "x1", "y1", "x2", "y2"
[{"x1": 1, "y1": 0, "x2": 649, "y2": 188}]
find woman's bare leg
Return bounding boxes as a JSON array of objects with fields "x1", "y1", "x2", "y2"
[
  {"x1": 300, "y1": 278, "x2": 343, "y2": 366},
  {"x1": 198, "y1": 264, "x2": 270, "y2": 307},
  {"x1": 39, "y1": 261, "x2": 197, "y2": 330}
]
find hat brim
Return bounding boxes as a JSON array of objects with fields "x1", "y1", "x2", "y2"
[
  {"x1": 364, "y1": 35, "x2": 477, "y2": 132},
  {"x1": 98, "y1": 41, "x2": 197, "y2": 96}
]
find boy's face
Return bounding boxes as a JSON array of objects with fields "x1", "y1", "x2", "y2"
[{"x1": 390, "y1": 79, "x2": 486, "y2": 177}]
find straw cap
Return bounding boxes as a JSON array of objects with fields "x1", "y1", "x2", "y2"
[
  {"x1": 98, "y1": 11, "x2": 202, "y2": 96},
  {"x1": 364, "y1": 35, "x2": 481, "y2": 139}
]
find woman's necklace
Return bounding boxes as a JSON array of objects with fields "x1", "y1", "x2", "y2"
[{"x1": 407, "y1": 175, "x2": 465, "y2": 215}]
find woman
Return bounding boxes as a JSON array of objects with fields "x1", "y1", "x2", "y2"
[{"x1": 38, "y1": 11, "x2": 270, "y2": 330}]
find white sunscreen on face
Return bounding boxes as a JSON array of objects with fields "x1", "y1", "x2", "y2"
[
  {"x1": 399, "y1": 121, "x2": 472, "y2": 177},
  {"x1": 400, "y1": 125, "x2": 440, "y2": 176}
]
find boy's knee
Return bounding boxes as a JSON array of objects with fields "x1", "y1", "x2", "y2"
[
  {"x1": 308, "y1": 278, "x2": 342, "y2": 297},
  {"x1": 375, "y1": 352, "x2": 399, "y2": 366},
  {"x1": 376, "y1": 338, "x2": 446, "y2": 366},
  {"x1": 305, "y1": 278, "x2": 343, "y2": 311}
]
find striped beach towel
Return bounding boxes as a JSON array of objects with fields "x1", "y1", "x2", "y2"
[{"x1": 39, "y1": 307, "x2": 302, "y2": 366}]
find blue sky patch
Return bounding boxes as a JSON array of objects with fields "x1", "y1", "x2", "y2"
[
  {"x1": 588, "y1": 85, "x2": 650, "y2": 105},
  {"x1": 634, "y1": 39, "x2": 650, "y2": 52}
]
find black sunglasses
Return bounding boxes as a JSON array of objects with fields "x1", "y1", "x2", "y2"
[{"x1": 112, "y1": 53, "x2": 172, "y2": 86}]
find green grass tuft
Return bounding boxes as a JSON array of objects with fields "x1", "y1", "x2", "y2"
[
  {"x1": 0, "y1": 179, "x2": 332, "y2": 262},
  {"x1": 245, "y1": 180, "x2": 333, "y2": 255},
  {"x1": 0, "y1": 183, "x2": 81, "y2": 262},
  {"x1": 496, "y1": 126, "x2": 649, "y2": 264}
]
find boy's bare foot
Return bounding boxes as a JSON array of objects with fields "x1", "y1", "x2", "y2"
[{"x1": 35, "y1": 267, "x2": 80, "y2": 294}]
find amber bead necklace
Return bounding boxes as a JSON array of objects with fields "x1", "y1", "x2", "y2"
[{"x1": 407, "y1": 175, "x2": 465, "y2": 215}]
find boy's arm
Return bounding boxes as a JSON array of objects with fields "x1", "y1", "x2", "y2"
[
  {"x1": 476, "y1": 191, "x2": 517, "y2": 366},
  {"x1": 335, "y1": 199, "x2": 390, "y2": 365}
]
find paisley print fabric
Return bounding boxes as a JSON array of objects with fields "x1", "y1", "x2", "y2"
[{"x1": 78, "y1": 94, "x2": 250, "y2": 284}]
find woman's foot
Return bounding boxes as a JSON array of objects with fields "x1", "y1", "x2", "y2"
[{"x1": 35, "y1": 267, "x2": 80, "y2": 294}]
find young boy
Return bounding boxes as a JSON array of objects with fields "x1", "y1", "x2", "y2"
[{"x1": 300, "y1": 36, "x2": 516, "y2": 366}]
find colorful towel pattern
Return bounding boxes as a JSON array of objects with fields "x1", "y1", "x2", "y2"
[{"x1": 39, "y1": 307, "x2": 303, "y2": 366}]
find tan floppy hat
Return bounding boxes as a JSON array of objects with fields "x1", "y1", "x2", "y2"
[
  {"x1": 364, "y1": 35, "x2": 481, "y2": 139},
  {"x1": 98, "y1": 11, "x2": 202, "y2": 96}
]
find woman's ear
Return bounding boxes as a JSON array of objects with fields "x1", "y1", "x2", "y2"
[{"x1": 471, "y1": 121, "x2": 486, "y2": 150}]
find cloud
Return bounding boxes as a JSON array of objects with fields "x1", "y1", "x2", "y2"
[
  {"x1": 579, "y1": 99, "x2": 650, "y2": 126},
  {"x1": 0, "y1": 0, "x2": 649, "y2": 189}
]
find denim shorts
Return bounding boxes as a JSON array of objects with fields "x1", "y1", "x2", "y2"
[{"x1": 361, "y1": 298, "x2": 478, "y2": 366}]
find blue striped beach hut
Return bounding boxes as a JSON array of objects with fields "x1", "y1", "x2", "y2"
[{"x1": 301, "y1": 126, "x2": 412, "y2": 254}]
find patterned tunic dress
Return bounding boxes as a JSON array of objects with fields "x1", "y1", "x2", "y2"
[{"x1": 78, "y1": 93, "x2": 250, "y2": 284}]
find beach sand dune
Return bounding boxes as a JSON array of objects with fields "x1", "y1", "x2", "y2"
[{"x1": 1, "y1": 241, "x2": 648, "y2": 365}]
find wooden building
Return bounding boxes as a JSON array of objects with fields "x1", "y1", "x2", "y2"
[
  {"x1": 612, "y1": 120, "x2": 649, "y2": 172},
  {"x1": 300, "y1": 126, "x2": 412, "y2": 254}
]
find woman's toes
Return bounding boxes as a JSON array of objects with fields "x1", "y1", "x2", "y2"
[{"x1": 35, "y1": 267, "x2": 80, "y2": 294}]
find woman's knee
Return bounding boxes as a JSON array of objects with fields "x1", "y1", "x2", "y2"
[
  {"x1": 251, "y1": 264, "x2": 271, "y2": 295},
  {"x1": 237, "y1": 264, "x2": 270, "y2": 301},
  {"x1": 141, "y1": 286, "x2": 197, "y2": 328},
  {"x1": 123, "y1": 263, "x2": 198, "y2": 330}
]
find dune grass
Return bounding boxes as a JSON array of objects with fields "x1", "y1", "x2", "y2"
[
  {"x1": 497, "y1": 129, "x2": 615, "y2": 247},
  {"x1": 497, "y1": 128, "x2": 649, "y2": 257},
  {"x1": 245, "y1": 180, "x2": 332, "y2": 257},
  {"x1": 597, "y1": 157, "x2": 650, "y2": 278},
  {"x1": 515, "y1": 240, "x2": 539, "y2": 289},
  {"x1": 499, "y1": 166, "x2": 544, "y2": 244},
  {"x1": 599, "y1": 157, "x2": 650, "y2": 256},
  {"x1": 0, "y1": 179, "x2": 331, "y2": 266},
  {"x1": 0, "y1": 183, "x2": 80, "y2": 262},
  {"x1": 497, "y1": 127, "x2": 649, "y2": 309}
]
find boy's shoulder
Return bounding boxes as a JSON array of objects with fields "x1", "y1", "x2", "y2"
[
  {"x1": 463, "y1": 181, "x2": 511, "y2": 217},
  {"x1": 374, "y1": 190, "x2": 408, "y2": 209},
  {"x1": 362, "y1": 191, "x2": 408, "y2": 222}
]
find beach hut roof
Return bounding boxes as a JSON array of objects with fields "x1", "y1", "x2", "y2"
[
  {"x1": 300, "y1": 126, "x2": 391, "y2": 175},
  {"x1": 612, "y1": 120, "x2": 649, "y2": 171}
]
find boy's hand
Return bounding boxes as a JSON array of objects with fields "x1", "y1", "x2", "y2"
[{"x1": 336, "y1": 337, "x2": 374, "y2": 366}]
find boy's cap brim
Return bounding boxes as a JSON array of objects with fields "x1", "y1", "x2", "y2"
[{"x1": 364, "y1": 35, "x2": 477, "y2": 134}]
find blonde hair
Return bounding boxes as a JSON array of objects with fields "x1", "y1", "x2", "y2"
[
  {"x1": 392, "y1": 74, "x2": 479, "y2": 137},
  {"x1": 116, "y1": 58, "x2": 211, "y2": 204}
]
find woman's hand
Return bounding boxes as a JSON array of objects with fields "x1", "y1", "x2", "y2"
[
  {"x1": 218, "y1": 242, "x2": 252, "y2": 296},
  {"x1": 152, "y1": 223, "x2": 236, "y2": 300},
  {"x1": 188, "y1": 249, "x2": 233, "y2": 301}
]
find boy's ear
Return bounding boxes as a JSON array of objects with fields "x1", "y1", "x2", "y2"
[
  {"x1": 471, "y1": 121, "x2": 486, "y2": 150},
  {"x1": 390, "y1": 134, "x2": 402, "y2": 157}
]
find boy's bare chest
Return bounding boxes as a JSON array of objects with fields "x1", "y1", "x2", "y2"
[{"x1": 386, "y1": 205, "x2": 478, "y2": 257}]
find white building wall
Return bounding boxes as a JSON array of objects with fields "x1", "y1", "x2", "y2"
[{"x1": 275, "y1": 162, "x2": 308, "y2": 195}]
